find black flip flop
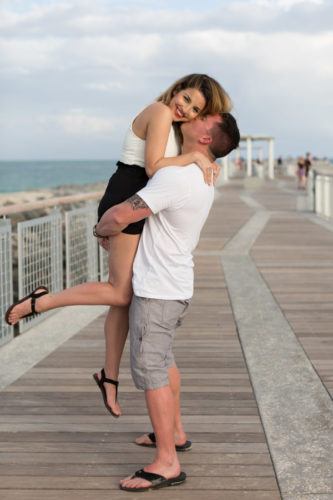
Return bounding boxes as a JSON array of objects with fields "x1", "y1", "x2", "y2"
[
  {"x1": 136, "y1": 432, "x2": 192, "y2": 452},
  {"x1": 93, "y1": 368, "x2": 119, "y2": 418},
  {"x1": 5, "y1": 286, "x2": 49, "y2": 325},
  {"x1": 119, "y1": 468, "x2": 186, "y2": 492}
]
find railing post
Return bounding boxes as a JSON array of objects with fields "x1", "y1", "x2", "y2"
[
  {"x1": 0, "y1": 219, "x2": 13, "y2": 346},
  {"x1": 50, "y1": 208, "x2": 63, "y2": 294},
  {"x1": 311, "y1": 170, "x2": 316, "y2": 212},
  {"x1": 323, "y1": 176, "x2": 332, "y2": 219},
  {"x1": 268, "y1": 138, "x2": 274, "y2": 179},
  {"x1": 222, "y1": 156, "x2": 229, "y2": 183},
  {"x1": 315, "y1": 175, "x2": 322, "y2": 216},
  {"x1": 246, "y1": 137, "x2": 252, "y2": 177}
]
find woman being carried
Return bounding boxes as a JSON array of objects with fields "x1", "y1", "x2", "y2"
[{"x1": 6, "y1": 74, "x2": 232, "y2": 417}]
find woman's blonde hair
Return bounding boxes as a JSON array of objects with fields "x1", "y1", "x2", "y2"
[{"x1": 156, "y1": 73, "x2": 232, "y2": 115}]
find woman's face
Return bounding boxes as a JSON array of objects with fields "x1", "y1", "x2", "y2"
[{"x1": 169, "y1": 88, "x2": 206, "y2": 122}]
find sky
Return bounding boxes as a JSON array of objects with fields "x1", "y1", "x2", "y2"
[{"x1": 0, "y1": 0, "x2": 332, "y2": 160}]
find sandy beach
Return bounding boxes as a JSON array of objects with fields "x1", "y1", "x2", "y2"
[{"x1": 0, "y1": 182, "x2": 107, "y2": 208}]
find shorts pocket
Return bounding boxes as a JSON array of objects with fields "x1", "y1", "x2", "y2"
[{"x1": 162, "y1": 300, "x2": 190, "y2": 330}]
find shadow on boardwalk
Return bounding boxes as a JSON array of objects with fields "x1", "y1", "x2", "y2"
[{"x1": 0, "y1": 176, "x2": 332, "y2": 500}]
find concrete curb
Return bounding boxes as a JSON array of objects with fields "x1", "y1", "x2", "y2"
[
  {"x1": 220, "y1": 193, "x2": 333, "y2": 499},
  {"x1": 0, "y1": 305, "x2": 107, "y2": 391}
]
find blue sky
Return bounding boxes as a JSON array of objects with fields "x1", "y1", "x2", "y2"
[{"x1": 1, "y1": 0, "x2": 332, "y2": 160}]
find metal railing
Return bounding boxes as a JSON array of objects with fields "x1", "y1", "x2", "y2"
[
  {"x1": 65, "y1": 204, "x2": 98, "y2": 287},
  {"x1": 0, "y1": 220, "x2": 13, "y2": 346},
  {"x1": 99, "y1": 244, "x2": 109, "y2": 282},
  {"x1": 0, "y1": 194, "x2": 108, "y2": 345},
  {"x1": 17, "y1": 210, "x2": 63, "y2": 333},
  {"x1": 309, "y1": 169, "x2": 333, "y2": 221}
]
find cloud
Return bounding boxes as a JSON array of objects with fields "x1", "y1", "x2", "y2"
[
  {"x1": 41, "y1": 109, "x2": 116, "y2": 136},
  {"x1": 0, "y1": 0, "x2": 332, "y2": 158},
  {"x1": 0, "y1": 37, "x2": 64, "y2": 74}
]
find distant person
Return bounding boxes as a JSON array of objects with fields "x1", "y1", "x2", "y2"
[
  {"x1": 304, "y1": 152, "x2": 312, "y2": 186},
  {"x1": 236, "y1": 157, "x2": 243, "y2": 169},
  {"x1": 277, "y1": 156, "x2": 283, "y2": 175},
  {"x1": 297, "y1": 156, "x2": 306, "y2": 189},
  {"x1": 5, "y1": 74, "x2": 232, "y2": 419}
]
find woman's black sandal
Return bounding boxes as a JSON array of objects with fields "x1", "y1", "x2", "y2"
[
  {"x1": 5, "y1": 286, "x2": 49, "y2": 325},
  {"x1": 93, "y1": 368, "x2": 119, "y2": 418}
]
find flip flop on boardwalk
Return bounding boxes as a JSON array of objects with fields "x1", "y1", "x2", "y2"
[
  {"x1": 135, "y1": 432, "x2": 192, "y2": 452},
  {"x1": 119, "y1": 469, "x2": 186, "y2": 492}
]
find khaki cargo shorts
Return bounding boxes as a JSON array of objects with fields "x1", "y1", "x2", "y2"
[{"x1": 129, "y1": 295, "x2": 190, "y2": 390}]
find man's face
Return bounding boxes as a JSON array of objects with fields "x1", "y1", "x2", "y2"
[{"x1": 181, "y1": 114, "x2": 222, "y2": 141}]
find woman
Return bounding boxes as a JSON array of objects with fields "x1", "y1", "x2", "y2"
[
  {"x1": 297, "y1": 156, "x2": 306, "y2": 189},
  {"x1": 6, "y1": 74, "x2": 232, "y2": 417}
]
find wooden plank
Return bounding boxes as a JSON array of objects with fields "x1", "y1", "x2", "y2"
[{"x1": 0, "y1": 179, "x2": 282, "y2": 499}]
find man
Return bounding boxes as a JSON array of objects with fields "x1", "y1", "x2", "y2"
[
  {"x1": 95, "y1": 113, "x2": 240, "y2": 492},
  {"x1": 304, "y1": 152, "x2": 312, "y2": 187}
]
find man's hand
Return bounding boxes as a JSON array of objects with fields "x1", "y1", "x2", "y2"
[{"x1": 94, "y1": 194, "x2": 153, "y2": 238}]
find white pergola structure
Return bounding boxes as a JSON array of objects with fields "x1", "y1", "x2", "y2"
[{"x1": 238, "y1": 135, "x2": 275, "y2": 179}]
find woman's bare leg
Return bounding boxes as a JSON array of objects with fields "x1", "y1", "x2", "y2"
[
  {"x1": 94, "y1": 233, "x2": 141, "y2": 416},
  {"x1": 99, "y1": 305, "x2": 129, "y2": 416},
  {"x1": 7, "y1": 233, "x2": 140, "y2": 324}
]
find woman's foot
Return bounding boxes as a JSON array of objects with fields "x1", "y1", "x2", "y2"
[
  {"x1": 5, "y1": 287, "x2": 49, "y2": 325},
  {"x1": 94, "y1": 369, "x2": 122, "y2": 417}
]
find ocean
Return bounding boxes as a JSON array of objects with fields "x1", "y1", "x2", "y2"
[
  {"x1": 1, "y1": 158, "x2": 332, "y2": 194},
  {"x1": 0, "y1": 160, "x2": 118, "y2": 193}
]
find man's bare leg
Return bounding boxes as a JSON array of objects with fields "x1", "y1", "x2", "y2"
[
  {"x1": 135, "y1": 364, "x2": 187, "y2": 446},
  {"x1": 120, "y1": 384, "x2": 181, "y2": 490}
]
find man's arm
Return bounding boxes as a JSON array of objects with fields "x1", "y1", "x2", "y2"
[{"x1": 94, "y1": 194, "x2": 153, "y2": 237}]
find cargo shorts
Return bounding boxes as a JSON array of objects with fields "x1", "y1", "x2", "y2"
[{"x1": 129, "y1": 295, "x2": 190, "y2": 391}]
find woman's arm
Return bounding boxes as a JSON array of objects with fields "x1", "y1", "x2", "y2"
[{"x1": 139, "y1": 103, "x2": 214, "y2": 184}]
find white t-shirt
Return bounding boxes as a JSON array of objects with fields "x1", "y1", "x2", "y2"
[{"x1": 132, "y1": 164, "x2": 214, "y2": 300}]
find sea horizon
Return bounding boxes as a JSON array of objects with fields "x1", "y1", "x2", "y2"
[
  {"x1": 0, "y1": 159, "x2": 118, "y2": 194},
  {"x1": 0, "y1": 157, "x2": 332, "y2": 195}
]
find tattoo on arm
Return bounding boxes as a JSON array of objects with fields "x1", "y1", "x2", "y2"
[{"x1": 126, "y1": 194, "x2": 149, "y2": 211}]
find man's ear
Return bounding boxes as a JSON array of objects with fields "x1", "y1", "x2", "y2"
[{"x1": 199, "y1": 136, "x2": 213, "y2": 145}]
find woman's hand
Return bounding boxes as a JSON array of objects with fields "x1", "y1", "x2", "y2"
[
  {"x1": 98, "y1": 237, "x2": 110, "y2": 252},
  {"x1": 194, "y1": 152, "x2": 216, "y2": 185},
  {"x1": 212, "y1": 161, "x2": 221, "y2": 185}
]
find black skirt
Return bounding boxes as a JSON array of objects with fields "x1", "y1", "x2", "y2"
[{"x1": 98, "y1": 161, "x2": 149, "y2": 235}]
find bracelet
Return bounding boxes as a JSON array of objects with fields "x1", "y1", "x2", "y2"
[{"x1": 93, "y1": 224, "x2": 103, "y2": 238}]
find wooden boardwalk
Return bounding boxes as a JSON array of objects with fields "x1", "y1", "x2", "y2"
[{"x1": 1, "y1": 176, "x2": 332, "y2": 499}]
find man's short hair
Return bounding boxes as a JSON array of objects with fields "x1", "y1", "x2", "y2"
[{"x1": 209, "y1": 113, "x2": 240, "y2": 159}]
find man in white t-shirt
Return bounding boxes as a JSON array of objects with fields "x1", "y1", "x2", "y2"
[{"x1": 95, "y1": 113, "x2": 240, "y2": 492}]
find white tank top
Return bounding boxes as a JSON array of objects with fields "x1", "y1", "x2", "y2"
[{"x1": 120, "y1": 119, "x2": 179, "y2": 168}]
